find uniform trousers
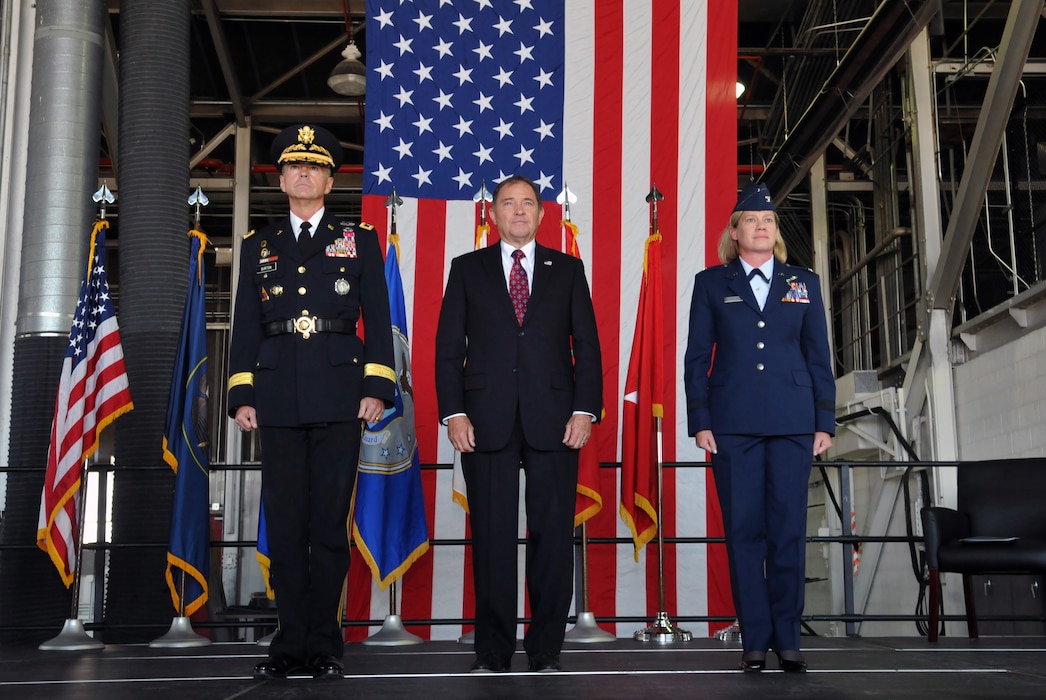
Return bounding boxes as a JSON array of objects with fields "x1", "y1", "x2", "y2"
[
  {"x1": 260, "y1": 421, "x2": 361, "y2": 662},
  {"x1": 461, "y1": 415, "x2": 578, "y2": 665},
  {"x1": 711, "y1": 433, "x2": 813, "y2": 655}
]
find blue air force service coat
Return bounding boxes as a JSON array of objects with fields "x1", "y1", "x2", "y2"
[
  {"x1": 684, "y1": 259, "x2": 836, "y2": 437},
  {"x1": 227, "y1": 212, "x2": 396, "y2": 426}
]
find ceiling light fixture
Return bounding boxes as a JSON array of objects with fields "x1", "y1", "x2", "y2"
[
  {"x1": 736, "y1": 81, "x2": 746, "y2": 99},
  {"x1": 328, "y1": 1, "x2": 366, "y2": 96}
]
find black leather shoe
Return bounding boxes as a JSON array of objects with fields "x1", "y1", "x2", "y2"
[
  {"x1": 778, "y1": 652, "x2": 807, "y2": 673},
  {"x1": 528, "y1": 654, "x2": 561, "y2": 673},
  {"x1": 308, "y1": 655, "x2": 344, "y2": 679},
  {"x1": 253, "y1": 655, "x2": 301, "y2": 680},
  {"x1": 470, "y1": 656, "x2": 508, "y2": 673},
  {"x1": 738, "y1": 654, "x2": 766, "y2": 673}
]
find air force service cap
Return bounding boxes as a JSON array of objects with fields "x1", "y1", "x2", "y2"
[
  {"x1": 271, "y1": 123, "x2": 342, "y2": 172},
  {"x1": 733, "y1": 181, "x2": 775, "y2": 212}
]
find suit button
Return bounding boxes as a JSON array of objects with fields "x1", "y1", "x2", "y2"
[
  {"x1": 298, "y1": 265, "x2": 306, "y2": 273},
  {"x1": 518, "y1": 331, "x2": 525, "y2": 337},
  {"x1": 756, "y1": 342, "x2": 764, "y2": 349},
  {"x1": 756, "y1": 363, "x2": 765, "y2": 371},
  {"x1": 757, "y1": 320, "x2": 765, "y2": 328},
  {"x1": 512, "y1": 368, "x2": 518, "y2": 373},
  {"x1": 298, "y1": 287, "x2": 307, "y2": 295}
]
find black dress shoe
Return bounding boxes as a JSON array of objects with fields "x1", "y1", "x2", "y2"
[
  {"x1": 470, "y1": 656, "x2": 508, "y2": 673},
  {"x1": 308, "y1": 655, "x2": 344, "y2": 679},
  {"x1": 738, "y1": 654, "x2": 766, "y2": 673},
  {"x1": 528, "y1": 654, "x2": 561, "y2": 673},
  {"x1": 253, "y1": 655, "x2": 301, "y2": 680},
  {"x1": 777, "y1": 652, "x2": 807, "y2": 673}
]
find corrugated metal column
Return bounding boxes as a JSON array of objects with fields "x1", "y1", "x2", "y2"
[
  {"x1": 0, "y1": 0, "x2": 105, "y2": 645},
  {"x1": 104, "y1": 0, "x2": 192, "y2": 642}
]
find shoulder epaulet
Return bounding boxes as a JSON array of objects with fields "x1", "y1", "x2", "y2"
[
  {"x1": 243, "y1": 229, "x2": 256, "y2": 240},
  {"x1": 358, "y1": 222, "x2": 375, "y2": 231}
]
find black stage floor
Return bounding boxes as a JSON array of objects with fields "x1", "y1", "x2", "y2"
[{"x1": 2, "y1": 636, "x2": 1046, "y2": 699}]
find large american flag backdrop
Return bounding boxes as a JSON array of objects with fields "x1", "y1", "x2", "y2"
[{"x1": 350, "y1": 0, "x2": 738, "y2": 640}]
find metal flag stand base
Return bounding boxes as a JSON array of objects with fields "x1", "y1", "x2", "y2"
[
  {"x1": 256, "y1": 629, "x2": 275, "y2": 647},
  {"x1": 38, "y1": 618, "x2": 104, "y2": 651},
  {"x1": 632, "y1": 407, "x2": 692, "y2": 644},
  {"x1": 363, "y1": 614, "x2": 423, "y2": 646},
  {"x1": 565, "y1": 611, "x2": 616, "y2": 643},
  {"x1": 713, "y1": 620, "x2": 741, "y2": 642},
  {"x1": 149, "y1": 617, "x2": 212, "y2": 648},
  {"x1": 634, "y1": 611, "x2": 692, "y2": 643},
  {"x1": 457, "y1": 629, "x2": 474, "y2": 644}
]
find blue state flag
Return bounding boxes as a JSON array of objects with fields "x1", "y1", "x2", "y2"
[
  {"x1": 353, "y1": 239, "x2": 430, "y2": 589},
  {"x1": 162, "y1": 229, "x2": 211, "y2": 616},
  {"x1": 256, "y1": 498, "x2": 274, "y2": 599}
]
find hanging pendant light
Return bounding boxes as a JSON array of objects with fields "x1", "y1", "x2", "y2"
[
  {"x1": 328, "y1": 0, "x2": 366, "y2": 96},
  {"x1": 328, "y1": 41, "x2": 367, "y2": 96}
]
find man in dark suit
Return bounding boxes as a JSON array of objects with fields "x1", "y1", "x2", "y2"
[
  {"x1": 435, "y1": 175, "x2": 602, "y2": 673},
  {"x1": 683, "y1": 182, "x2": 835, "y2": 673},
  {"x1": 227, "y1": 124, "x2": 396, "y2": 680}
]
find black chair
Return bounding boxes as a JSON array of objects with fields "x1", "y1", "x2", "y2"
[{"x1": 921, "y1": 458, "x2": 1046, "y2": 642}]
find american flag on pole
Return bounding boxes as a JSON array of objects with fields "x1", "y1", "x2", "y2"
[
  {"x1": 37, "y1": 219, "x2": 134, "y2": 587},
  {"x1": 356, "y1": 0, "x2": 737, "y2": 639}
]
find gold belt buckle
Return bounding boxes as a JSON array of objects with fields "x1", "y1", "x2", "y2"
[{"x1": 294, "y1": 314, "x2": 317, "y2": 339}]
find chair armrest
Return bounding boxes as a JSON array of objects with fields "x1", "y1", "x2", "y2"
[{"x1": 921, "y1": 507, "x2": 971, "y2": 569}]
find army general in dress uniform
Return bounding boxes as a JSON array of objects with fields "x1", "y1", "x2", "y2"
[
  {"x1": 684, "y1": 182, "x2": 835, "y2": 674},
  {"x1": 227, "y1": 124, "x2": 396, "y2": 681}
]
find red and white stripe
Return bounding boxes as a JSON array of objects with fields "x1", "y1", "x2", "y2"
[
  {"x1": 38, "y1": 314, "x2": 133, "y2": 587},
  {"x1": 350, "y1": 0, "x2": 737, "y2": 641}
]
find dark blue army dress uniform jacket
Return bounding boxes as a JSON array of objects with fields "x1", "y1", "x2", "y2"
[
  {"x1": 227, "y1": 211, "x2": 396, "y2": 426},
  {"x1": 684, "y1": 259, "x2": 835, "y2": 437}
]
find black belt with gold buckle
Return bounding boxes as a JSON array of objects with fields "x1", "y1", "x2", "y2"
[{"x1": 263, "y1": 316, "x2": 355, "y2": 339}]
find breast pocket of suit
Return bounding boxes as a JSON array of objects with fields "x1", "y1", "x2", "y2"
[{"x1": 322, "y1": 257, "x2": 361, "y2": 302}]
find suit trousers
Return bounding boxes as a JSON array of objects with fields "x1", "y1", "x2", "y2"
[
  {"x1": 260, "y1": 421, "x2": 361, "y2": 661},
  {"x1": 711, "y1": 433, "x2": 813, "y2": 654},
  {"x1": 462, "y1": 415, "x2": 578, "y2": 664}
]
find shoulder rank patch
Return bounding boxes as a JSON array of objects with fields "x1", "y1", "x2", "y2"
[
  {"x1": 358, "y1": 222, "x2": 375, "y2": 231},
  {"x1": 243, "y1": 229, "x2": 256, "y2": 239}
]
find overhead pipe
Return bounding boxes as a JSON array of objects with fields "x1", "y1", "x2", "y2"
[{"x1": 758, "y1": 0, "x2": 939, "y2": 202}]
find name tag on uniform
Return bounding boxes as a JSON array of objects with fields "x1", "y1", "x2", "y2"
[
  {"x1": 723, "y1": 295, "x2": 743, "y2": 303},
  {"x1": 257, "y1": 255, "x2": 278, "y2": 275}
]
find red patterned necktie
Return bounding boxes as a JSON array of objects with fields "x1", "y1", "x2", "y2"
[{"x1": 509, "y1": 249, "x2": 529, "y2": 325}]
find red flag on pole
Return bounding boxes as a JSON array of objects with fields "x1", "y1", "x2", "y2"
[
  {"x1": 564, "y1": 217, "x2": 603, "y2": 527},
  {"x1": 619, "y1": 226, "x2": 663, "y2": 561},
  {"x1": 37, "y1": 220, "x2": 134, "y2": 586}
]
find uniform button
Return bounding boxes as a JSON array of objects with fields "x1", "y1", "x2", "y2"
[
  {"x1": 298, "y1": 287, "x2": 307, "y2": 295},
  {"x1": 756, "y1": 342, "x2": 764, "y2": 349},
  {"x1": 298, "y1": 265, "x2": 306, "y2": 273},
  {"x1": 757, "y1": 320, "x2": 765, "y2": 328},
  {"x1": 756, "y1": 363, "x2": 765, "y2": 371},
  {"x1": 518, "y1": 331, "x2": 525, "y2": 337},
  {"x1": 512, "y1": 368, "x2": 518, "y2": 373}
]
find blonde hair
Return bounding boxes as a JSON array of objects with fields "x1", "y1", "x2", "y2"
[{"x1": 717, "y1": 210, "x2": 788, "y2": 264}]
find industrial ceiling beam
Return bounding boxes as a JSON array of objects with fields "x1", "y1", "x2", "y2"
[
  {"x1": 926, "y1": 0, "x2": 1045, "y2": 314},
  {"x1": 757, "y1": 0, "x2": 938, "y2": 202}
]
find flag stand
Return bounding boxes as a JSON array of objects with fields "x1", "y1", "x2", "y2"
[
  {"x1": 634, "y1": 417, "x2": 692, "y2": 643},
  {"x1": 565, "y1": 522, "x2": 615, "y2": 642},
  {"x1": 714, "y1": 620, "x2": 742, "y2": 642},
  {"x1": 150, "y1": 571, "x2": 211, "y2": 648},
  {"x1": 363, "y1": 581, "x2": 422, "y2": 645},
  {"x1": 39, "y1": 462, "x2": 104, "y2": 651}
]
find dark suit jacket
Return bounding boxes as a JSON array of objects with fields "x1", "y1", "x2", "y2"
[
  {"x1": 227, "y1": 210, "x2": 395, "y2": 426},
  {"x1": 684, "y1": 259, "x2": 835, "y2": 437},
  {"x1": 435, "y1": 242, "x2": 602, "y2": 452}
]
